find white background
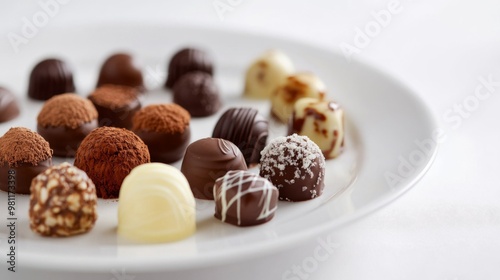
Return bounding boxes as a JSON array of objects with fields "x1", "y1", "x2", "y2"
[{"x1": 1, "y1": 0, "x2": 500, "y2": 279}]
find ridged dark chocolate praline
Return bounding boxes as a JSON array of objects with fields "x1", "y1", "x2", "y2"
[
  {"x1": 212, "y1": 107, "x2": 268, "y2": 166},
  {"x1": 165, "y1": 48, "x2": 213, "y2": 88},
  {"x1": 27, "y1": 58, "x2": 76, "y2": 101}
]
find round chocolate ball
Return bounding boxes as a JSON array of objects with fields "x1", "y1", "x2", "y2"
[
  {"x1": 0, "y1": 87, "x2": 20, "y2": 123},
  {"x1": 0, "y1": 127, "x2": 53, "y2": 194},
  {"x1": 37, "y1": 93, "x2": 98, "y2": 157},
  {"x1": 74, "y1": 127, "x2": 150, "y2": 199},
  {"x1": 165, "y1": 47, "x2": 213, "y2": 88},
  {"x1": 29, "y1": 163, "x2": 98, "y2": 237},
  {"x1": 212, "y1": 107, "x2": 268, "y2": 166},
  {"x1": 132, "y1": 104, "x2": 191, "y2": 163},
  {"x1": 259, "y1": 134, "x2": 325, "y2": 202},
  {"x1": 96, "y1": 53, "x2": 145, "y2": 91},
  {"x1": 180, "y1": 138, "x2": 247, "y2": 200},
  {"x1": 28, "y1": 58, "x2": 76, "y2": 101},
  {"x1": 88, "y1": 85, "x2": 141, "y2": 129},
  {"x1": 173, "y1": 71, "x2": 221, "y2": 117},
  {"x1": 214, "y1": 170, "x2": 278, "y2": 227}
]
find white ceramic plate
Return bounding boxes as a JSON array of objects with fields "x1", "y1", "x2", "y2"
[{"x1": 0, "y1": 23, "x2": 437, "y2": 272}]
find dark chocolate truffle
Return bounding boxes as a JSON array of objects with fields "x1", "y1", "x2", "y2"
[
  {"x1": 132, "y1": 104, "x2": 191, "y2": 163},
  {"x1": 214, "y1": 170, "x2": 278, "y2": 226},
  {"x1": 212, "y1": 107, "x2": 268, "y2": 166},
  {"x1": 0, "y1": 127, "x2": 53, "y2": 194},
  {"x1": 259, "y1": 134, "x2": 325, "y2": 202},
  {"x1": 28, "y1": 58, "x2": 76, "y2": 100},
  {"x1": 29, "y1": 163, "x2": 98, "y2": 237},
  {"x1": 0, "y1": 87, "x2": 20, "y2": 123},
  {"x1": 89, "y1": 85, "x2": 141, "y2": 129},
  {"x1": 180, "y1": 138, "x2": 247, "y2": 200},
  {"x1": 96, "y1": 53, "x2": 145, "y2": 91},
  {"x1": 74, "y1": 127, "x2": 150, "y2": 199},
  {"x1": 173, "y1": 72, "x2": 221, "y2": 117},
  {"x1": 165, "y1": 48, "x2": 213, "y2": 88},
  {"x1": 37, "y1": 93, "x2": 98, "y2": 157}
]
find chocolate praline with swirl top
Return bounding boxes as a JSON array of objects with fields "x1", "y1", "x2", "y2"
[
  {"x1": 180, "y1": 138, "x2": 247, "y2": 200},
  {"x1": 212, "y1": 107, "x2": 268, "y2": 166}
]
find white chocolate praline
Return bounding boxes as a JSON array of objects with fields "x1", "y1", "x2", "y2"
[
  {"x1": 271, "y1": 72, "x2": 326, "y2": 123},
  {"x1": 291, "y1": 98, "x2": 345, "y2": 159},
  {"x1": 118, "y1": 163, "x2": 196, "y2": 243},
  {"x1": 244, "y1": 50, "x2": 294, "y2": 99}
]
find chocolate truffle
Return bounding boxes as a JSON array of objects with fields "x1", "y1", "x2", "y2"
[
  {"x1": 37, "y1": 93, "x2": 98, "y2": 157},
  {"x1": 132, "y1": 104, "x2": 190, "y2": 163},
  {"x1": 28, "y1": 58, "x2": 75, "y2": 101},
  {"x1": 118, "y1": 163, "x2": 196, "y2": 243},
  {"x1": 173, "y1": 72, "x2": 221, "y2": 117},
  {"x1": 214, "y1": 170, "x2": 278, "y2": 227},
  {"x1": 271, "y1": 73, "x2": 326, "y2": 123},
  {"x1": 165, "y1": 47, "x2": 213, "y2": 88},
  {"x1": 244, "y1": 50, "x2": 294, "y2": 99},
  {"x1": 0, "y1": 87, "x2": 20, "y2": 123},
  {"x1": 259, "y1": 134, "x2": 325, "y2": 202},
  {"x1": 0, "y1": 127, "x2": 53, "y2": 194},
  {"x1": 89, "y1": 85, "x2": 141, "y2": 129},
  {"x1": 29, "y1": 163, "x2": 98, "y2": 237},
  {"x1": 212, "y1": 107, "x2": 268, "y2": 166},
  {"x1": 180, "y1": 138, "x2": 247, "y2": 200},
  {"x1": 96, "y1": 53, "x2": 145, "y2": 91},
  {"x1": 74, "y1": 127, "x2": 150, "y2": 199},
  {"x1": 289, "y1": 98, "x2": 345, "y2": 159}
]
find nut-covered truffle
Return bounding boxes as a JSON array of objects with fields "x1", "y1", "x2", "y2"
[
  {"x1": 37, "y1": 93, "x2": 98, "y2": 157},
  {"x1": 271, "y1": 73, "x2": 326, "y2": 123},
  {"x1": 212, "y1": 107, "x2": 268, "y2": 166},
  {"x1": 214, "y1": 170, "x2": 278, "y2": 227},
  {"x1": 244, "y1": 50, "x2": 294, "y2": 99},
  {"x1": 89, "y1": 85, "x2": 141, "y2": 129},
  {"x1": 132, "y1": 104, "x2": 191, "y2": 163},
  {"x1": 96, "y1": 53, "x2": 145, "y2": 91},
  {"x1": 0, "y1": 127, "x2": 53, "y2": 194},
  {"x1": 29, "y1": 163, "x2": 98, "y2": 237},
  {"x1": 0, "y1": 87, "x2": 20, "y2": 123},
  {"x1": 259, "y1": 134, "x2": 325, "y2": 202},
  {"x1": 173, "y1": 71, "x2": 221, "y2": 117},
  {"x1": 180, "y1": 138, "x2": 247, "y2": 200},
  {"x1": 28, "y1": 58, "x2": 76, "y2": 101},
  {"x1": 74, "y1": 127, "x2": 150, "y2": 199},
  {"x1": 289, "y1": 98, "x2": 345, "y2": 159},
  {"x1": 165, "y1": 47, "x2": 213, "y2": 88}
]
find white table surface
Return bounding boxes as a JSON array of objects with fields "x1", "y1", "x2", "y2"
[{"x1": 1, "y1": 0, "x2": 500, "y2": 279}]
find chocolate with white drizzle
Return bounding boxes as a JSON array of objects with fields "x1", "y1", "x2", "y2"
[{"x1": 214, "y1": 170, "x2": 278, "y2": 226}]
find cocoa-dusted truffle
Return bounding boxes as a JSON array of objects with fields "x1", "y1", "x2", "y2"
[
  {"x1": 29, "y1": 163, "x2": 98, "y2": 237},
  {"x1": 212, "y1": 107, "x2": 268, "y2": 166},
  {"x1": 37, "y1": 93, "x2": 98, "y2": 157},
  {"x1": 0, "y1": 87, "x2": 20, "y2": 123},
  {"x1": 259, "y1": 134, "x2": 325, "y2": 202},
  {"x1": 0, "y1": 127, "x2": 53, "y2": 194},
  {"x1": 28, "y1": 58, "x2": 75, "y2": 100},
  {"x1": 214, "y1": 170, "x2": 278, "y2": 227},
  {"x1": 74, "y1": 127, "x2": 150, "y2": 199},
  {"x1": 89, "y1": 85, "x2": 141, "y2": 129},
  {"x1": 180, "y1": 138, "x2": 247, "y2": 200},
  {"x1": 96, "y1": 53, "x2": 145, "y2": 91},
  {"x1": 165, "y1": 47, "x2": 213, "y2": 88},
  {"x1": 132, "y1": 104, "x2": 191, "y2": 163},
  {"x1": 173, "y1": 72, "x2": 221, "y2": 117}
]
